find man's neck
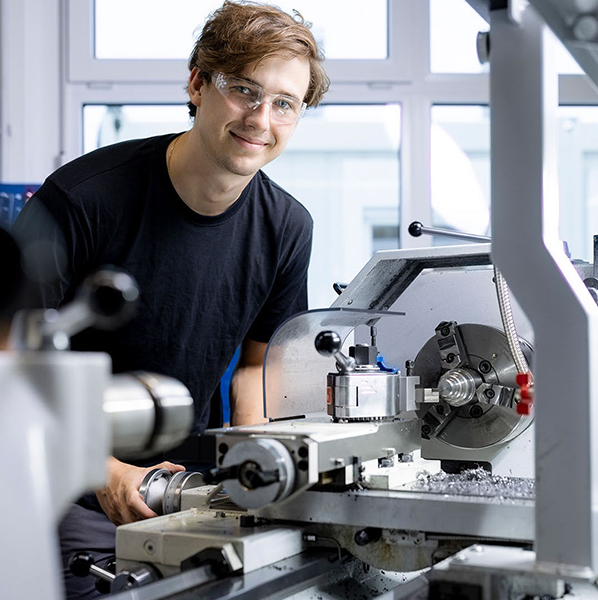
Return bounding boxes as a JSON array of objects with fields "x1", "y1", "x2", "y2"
[{"x1": 167, "y1": 131, "x2": 253, "y2": 216}]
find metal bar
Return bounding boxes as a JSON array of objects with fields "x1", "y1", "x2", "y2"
[
  {"x1": 258, "y1": 488, "x2": 534, "y2": 542},
  {"x1": 408, "y1": 221, "x2": 491, "y2": 243},
  {"x1": 110, "y1": 551, "x2": 342, "y2": 600},
  {"x1": 490, "y1": 4, "x2": 598, "y2": 571}
]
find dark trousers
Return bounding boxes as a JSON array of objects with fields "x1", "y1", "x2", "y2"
[{"x1": 58, "y1": 504, "x2": 117, "y2": 600}]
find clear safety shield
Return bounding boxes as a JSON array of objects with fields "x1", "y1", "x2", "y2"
[{"x1": 263, "y1": 308, "x2": 406, "y2": 419}]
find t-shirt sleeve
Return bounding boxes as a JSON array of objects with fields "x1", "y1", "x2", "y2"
[
  {"x1": 246, "y1": 210, "x2": 313, "y2": 343},
  {"x1": 11, "y1": 181, "x2": 91, "y2": 309}
]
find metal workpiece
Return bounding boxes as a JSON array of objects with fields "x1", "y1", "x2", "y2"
[
  {"x1": 105, "y1": 372, "x2": 194, "y2": 460},
  {"x1": 140, "y1": 469, "x2": 173, "y2": 515},
  {"x1": 415, "y1": 323, "x2": 533, "y2": 450},
  {"x1": 163, "y1": 471, "x2": 207, "y2": 515},
  {"x1": 437, "y1": 368, "x2": 481, "y2": 407},
  {"x1": 139, "y1": 469, "x2": 208, "y2": 515}
]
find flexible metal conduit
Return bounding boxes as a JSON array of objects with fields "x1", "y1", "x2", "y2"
[{"x1": 493, "y1": 266, "x2": 532, "y2": 379}]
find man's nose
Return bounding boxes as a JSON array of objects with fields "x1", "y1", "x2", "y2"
[{"x1": 244, "y1": 101, "x2": 271, "y2": 130}]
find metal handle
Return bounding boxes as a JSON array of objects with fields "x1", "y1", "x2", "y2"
[
  {"x1": 11, "y1": 267, "x2": 140, "y2": 351},
  {"x1": 314, "y1": 330, "x2": 355, "y2": 373},
  {"x1": 408, "y1": 221, "x2": 491, "y2": 243}
]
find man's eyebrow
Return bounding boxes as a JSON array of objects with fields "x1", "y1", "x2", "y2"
[{"x1": 238, "y1": 74, "x2": 301, "y2": 101}]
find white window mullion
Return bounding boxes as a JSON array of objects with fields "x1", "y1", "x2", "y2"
[{"x1": 400, "y1": 94, "x2": 433, "y2": 248}]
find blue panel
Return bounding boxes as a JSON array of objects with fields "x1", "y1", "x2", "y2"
[
  {"x1": 0, "y1": 184, "x2": 39, "y2": 229},
  {"x1": 220, "y1": 345, "x2": 241, "y2": 426}
]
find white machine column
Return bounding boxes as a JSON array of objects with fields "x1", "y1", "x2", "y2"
[{"x1": 490, "y1": 5, "x2": 598, "y2": 572}]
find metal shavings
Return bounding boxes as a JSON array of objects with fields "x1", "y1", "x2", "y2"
[{"x1": 412, "y1": 467, "x2": 535, "y2": 500}]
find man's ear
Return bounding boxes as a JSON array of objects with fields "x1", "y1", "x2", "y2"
[{"x1": 188, "y1": 68, "x2": 205, "y2": 109}]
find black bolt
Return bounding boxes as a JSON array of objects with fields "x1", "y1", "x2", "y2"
[
  {"x1": 445, "y1": 353, "x2": 455, "y2": 364},
  {"x1": 469, "y1": 404, "x2": 484, "y2": 418},
  {"x1": 218, "y1": 443, "x2": 229, "y2": 454},
  {"x1": 484, "y1": 388, "x2": 495, "y2": 399},
  {"x1": 354, "y1": 527, "x2": 382, "y2": 546},
  {"x1": 298, "y1": 460, "x2": 308, "y2": 471},
  {"x1": 298, "y1": 446, "x2": 308, "y2": 458},
  {"x1": 440, "y1": 326, "x2": 451, "y2": 337},
  {"x1": 479, "y1": 360, "x2": 492, "y2": 374},
  {"x1": 436, "y1": 404, "x2": 446, "y2": 415},
  {"x1": 421, "y1": 424, "x2": 432, "y2": 435}
]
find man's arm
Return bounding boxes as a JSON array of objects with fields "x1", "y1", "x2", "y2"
[{"x1": 229, "y1": 338, "x2": 268, "y2": 426}]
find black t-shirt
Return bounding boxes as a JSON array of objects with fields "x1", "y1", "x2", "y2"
[{"x1": 13, "y1": 133, "x2": 313, "y2": 454}]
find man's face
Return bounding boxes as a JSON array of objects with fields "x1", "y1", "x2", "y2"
[{"x1": 189, "y1": 55, "x2": 311, "y2": 178}]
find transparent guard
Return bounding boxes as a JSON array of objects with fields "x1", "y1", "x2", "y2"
[{"x1": 263, "y1": 308, "x2": 406, "y2": 419}]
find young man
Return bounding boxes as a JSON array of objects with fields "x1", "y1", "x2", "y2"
[{"x1": 12, "y1": 2, "x2": 329, "y2": 597}]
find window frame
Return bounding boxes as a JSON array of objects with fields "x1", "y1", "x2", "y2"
[
  {"x1": 67, "y1": 0, "x2": 414, "y2": 84},
  {"x1": 61, "y1": 0, "x2": 598, "y2": 253}
]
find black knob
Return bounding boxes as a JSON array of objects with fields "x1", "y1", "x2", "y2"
[
  {"x1": 315, "y1": 331, "x2": 342, "y2": 356},
  {"x1": 408, "y1": 221, "x2": 423, "y2": 237},
  {"x1": 203, "y1": 464, "x2": 239, "y2": 485},
  {"x1": 69, "y1": 552, "x2": 95, "y2": 577},
  {"x1": 80, "y1": 268, "x2": 139, "y2": 329}
]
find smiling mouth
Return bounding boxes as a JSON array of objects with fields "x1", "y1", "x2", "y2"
[{"x1": 231, "y1": 132, "x2": 269, "y2": 149}]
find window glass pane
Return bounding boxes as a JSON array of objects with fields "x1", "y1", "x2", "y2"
[
  {"x1": 430, "y1": 0, "x2": 582, "y2": 75},
  {"x1": 263, "y1": 104, "x2": 401, "y2": 308},
  {"x1": 431, "y1": 105, "x2": 597, "y2": 260},
  {"x1": 94, "y1": 0, "x2": 388, "y2": 61},
  {"x1": 83, "y1": 103, "x2": 401, "y2": 309},
  {"x1": 431, "y1": 105, "x2": 490, "y2": 242},
  {"x1": 430, "y1": 0, "x2": 489, "y2": 74},
  {"x1": 83, "y1": 105, "x2": 191, "y2": 153},
  {"x1": 558, "y1": 107, "x2": 598, "y2": 262}
]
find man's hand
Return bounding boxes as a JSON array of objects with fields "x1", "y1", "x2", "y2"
[{"x1": 96, "y1": 457, "x2": 185, "y2": 525}]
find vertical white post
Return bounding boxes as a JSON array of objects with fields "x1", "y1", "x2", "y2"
[{"x1": 491, "y1": 5, "x2": 598, "y2": 572}]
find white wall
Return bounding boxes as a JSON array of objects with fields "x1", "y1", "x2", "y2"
[{"x1": 0, "y1": 0, "x2": 62, "y2": 184}]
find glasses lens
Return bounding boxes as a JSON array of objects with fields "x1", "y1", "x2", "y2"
[{"x1": 215, "y1": 74, "x2": 304, "y2": 123}]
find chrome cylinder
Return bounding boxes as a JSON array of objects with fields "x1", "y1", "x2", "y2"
[
  {"x1": 437, "y1": 368, "x2": 482, "y2": 407},
  {"x1": 104, "y1": 372, "x2": 194, "y2": 460}
]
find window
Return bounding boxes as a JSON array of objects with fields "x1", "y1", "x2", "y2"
[
  {"x1": 431, "y1": 105, "x2": 490, "y2": 240},
  {"x1": 94, "y1": 0, "x2": 388, "y2": 61},
  {"x1": 70, "y1": 0, "x2": 409, "y2": 82},
  {"x1": 83, "y1": 105, "x2": 190, "y2": 153},
  {"x1": 430, "y1": 0, "x2": 583, "y2": 75},
  {"x1": 264, "y1": 104, "x2": 401, "y2": 308}
]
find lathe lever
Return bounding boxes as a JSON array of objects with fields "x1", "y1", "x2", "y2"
[{"x1": 203, "y1": 465, "x2": 239, "y2": 485}]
